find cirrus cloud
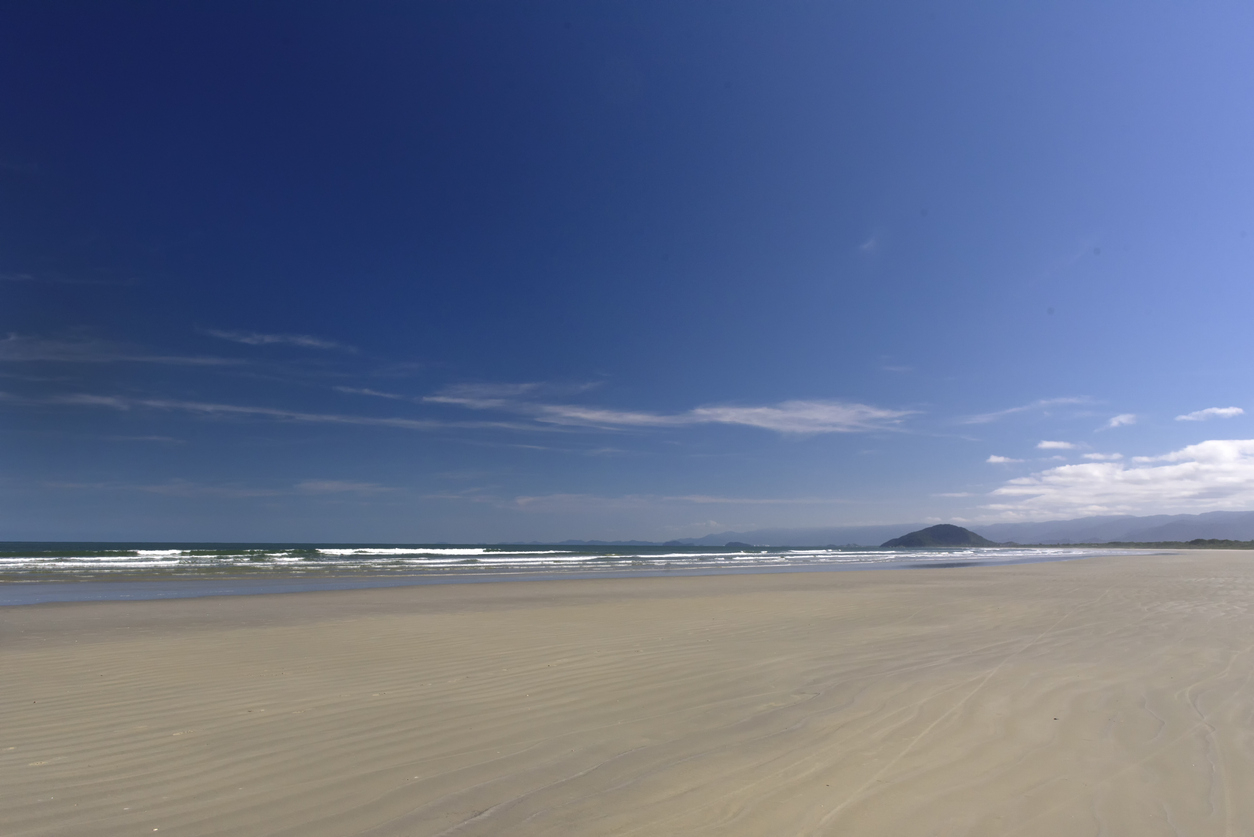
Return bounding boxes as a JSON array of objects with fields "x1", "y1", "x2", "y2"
[
  {"x1": 960, "y1": 397, "x2": 1089, "y2": 425},
  {"x1": 1176, "y1": 407, "x2": 1244, "y2": 422},
  {"x1": 203, "y1": 329, "x2": 355, "y2": 351},
  {"x1": 426, "y1": 384, "x2": 913, "y2": 435},
  {"x1": 1103, "y1": 413, "x2": 1137, "y2": 429},
  {"x1": 0, "y1": 334, "x2": 240, "y2": 366}
]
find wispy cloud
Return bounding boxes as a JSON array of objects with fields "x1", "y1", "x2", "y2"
[
  {"x1": 1102, "y1": 413, "x2": 1137, "y2": 429},
  {"x1": 0, "y1": 334, "x2": 240, "y2": 366},
  {"x1": 986, "y1": 438, "x2": 1254, "y2": 519},
  {"x1": 335, "y1": 386, "x2": 408, "y2": 400},
  {"x1": 667, "y1": 494, "x2": 847, "y2": 505},
  {"x1": 503, "y1": 493, "x2": 850, "y2": 513},
  {"x1": 687, "y1": 402, "x2": 911, "y2": 434},
  {"x1": 1176, "y1": 406, "x2": 1244, "y2": 422},
  {"x1": 1036, "y1": 440, "x2": 1076, "y2": 450},
  {"x1": 423, "y1": 382, "x2": 549, "y2": 410},
  {"x1": 49, "y1": 478, "x2": 392, "y2": 498},
  {"x1": 1081, "y1": 452, "x2": 1123, "y2": 461},
  {"x1": 295, "y1": 480, "x2": 392, "y2": 494},
  {"x1": 4, "y1": 392, "x2": 537, "y2": 433},
  {"x1": 204, "y1": 329, "x2": 354, "y2": 351},
  {"x1": 986, "y1": 455, "x2": 1023, "y2": 463},
  {"x1": 47, "y1": 479, "x2": 284, "y2": 499},
  {"x1": 10, "y1": 380, "x2": 911, "y2": 439},
  {"x1": 961, "y1": 397, "x2": 1089, "y2": 425},
  {"x1": 427, "y1": 384, "x2": 913, "y2": 435}
]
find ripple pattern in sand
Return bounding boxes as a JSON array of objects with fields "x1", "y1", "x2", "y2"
[{"x1": 4, "y1": 551, "x2": 1254, "y2": 836}]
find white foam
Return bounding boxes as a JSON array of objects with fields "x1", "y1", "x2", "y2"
[
  {"x1": 0, "y1": 545, "x2": 1117, "y2": 577},
  {"x1": 316, "y1": 547, "x2": 569, "y2": 556}
]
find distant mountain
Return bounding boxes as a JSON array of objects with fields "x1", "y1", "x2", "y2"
[
  {"x1": 881, "y1": 524, "x2": 996, "y2": 548},
  {"x1": 529, "y1": 511, "x2": 1254, "y2": 548},
  {"x1": 976, "y1": 511, "x2": 1254, "y2": 544},
  {"x1": 673, "y1": 525, "x2": 925, "y2": 547},
  {"x1": 554, "y1": 539, "x2": 661, "y2": 546}
]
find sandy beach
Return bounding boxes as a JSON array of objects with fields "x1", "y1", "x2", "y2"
[{"x1": 4, "y1": 550, "x2": 1254, "y2": 836}]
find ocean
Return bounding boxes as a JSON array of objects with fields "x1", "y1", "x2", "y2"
[{"x1": 0, "y1": 542, "x2": 1126, "y2": 605}]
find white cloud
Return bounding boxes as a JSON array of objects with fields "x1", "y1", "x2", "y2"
[
  {"x1": 51, "y1": 478, "x2": 391, "y2": 498},
  {"x1": 424, "y1": 382, "x2": 546, "y2": 410},
  {"x1": 961, "y1": 397, "x2": 1089, "y2": 425},
  {"x1": 506, "y1": 493, "x2": 848, "y2": 513},
  {"x1": 1036, "y1": 440, "x2": 1076, "y2": 450},
  {"x1": 1103, "y1": 414, "x2": 1137, "y2": 429},
  {"x1": 48, "y1": 479, "x2": 284, "y2": 498},
  {"x1": 16, "y1": 393, "x2": 540, "y2": 433},
  {"x1": 295, "y1": 480, "x2": 391, "y2": 494},
  {"x1": 204, "y1": 329, "x2": 354, "y2": 351},
  {"x1": 428, "y1": 384, "x2": 913, "y2": 435},
  {"x1": 687, "y1": 401, "x2": 911, "y2": 434},
  {"x1": 335, "y1": 386, "x2": 408, "y2": 400},
  {"x1": 986, "y1": 438, "x2": 1254, "y2": 519},
  {"x1": 1176, "y1": 407, "x2": 1244, "y2": 422},
  {"x1": 533, "y1": 404, "x2": 678, "y2": 428},
  {"x1": 21, "y1": 385, "x2": 911, "y2": 439},
  {"x1": 0, "y1": 334, "x2": 239, "y2": 366},
  {"x1": 987, "y1": 455, "x2": 1023, "y2": 464},
  {"x1": 1082, "y1": 453, "x2": 1123, "y2": 461}
]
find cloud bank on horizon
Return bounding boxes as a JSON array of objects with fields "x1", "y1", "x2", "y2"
[{"x1": 986, "y1": 439, "x2": 1254, "y2": 520}]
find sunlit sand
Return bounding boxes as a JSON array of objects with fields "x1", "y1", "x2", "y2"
[{"x1": 4, "y1": 550, "x2": 1253, "y2": 835}]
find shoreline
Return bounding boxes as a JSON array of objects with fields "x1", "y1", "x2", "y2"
[{"x1": 0, "y1": 547, "x2": 1135, "y2": 606}]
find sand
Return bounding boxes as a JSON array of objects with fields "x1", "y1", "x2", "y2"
[{"x1": 4, "y1": 550, "x2": 1254, "y2": 836}]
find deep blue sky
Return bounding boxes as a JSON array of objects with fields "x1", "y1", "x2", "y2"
[{"x1": 4, "y1": 1, "x2": 1254, "y2": 541}]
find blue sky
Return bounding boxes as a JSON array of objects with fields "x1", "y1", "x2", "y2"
[{"x1": 4, "y1": 1, "x2": 1254, "y2": 541}]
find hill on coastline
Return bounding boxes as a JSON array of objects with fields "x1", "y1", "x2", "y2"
[
  {"x1": 532, "y1": 511, "x2": 1254, "y2": 548},
  {"x1": 648, "y1": 511, "x2": 1254, "y2": 547},
  {"x1": 881, "y1": 524, "x2": 996, "y2": 548}
]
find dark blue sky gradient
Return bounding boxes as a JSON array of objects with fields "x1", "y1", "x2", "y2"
[{"x1": 4, "y1": 2, "x2": 1254, "y2": 540}]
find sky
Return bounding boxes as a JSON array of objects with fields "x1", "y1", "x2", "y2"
[{"x1": 4, "y1": 1, "x2": 1254, "y2": 542}]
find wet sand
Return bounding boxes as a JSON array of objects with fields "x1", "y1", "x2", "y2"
[{"x1": 4, "y1": 550, "x2": 1254, "y2": 836}]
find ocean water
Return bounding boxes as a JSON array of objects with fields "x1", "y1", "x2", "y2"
[{"x1": 0, "y1": 542, "x2": 1124, "y2": 605}]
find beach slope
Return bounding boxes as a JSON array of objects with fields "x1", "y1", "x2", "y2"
[{"x1": 4, "y1": 550, "x2": 1254, "y2": 836}]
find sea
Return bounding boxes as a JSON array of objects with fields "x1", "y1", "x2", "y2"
[{"x1": 0, "y1": 542, "x2": 1130, "y2": 605}]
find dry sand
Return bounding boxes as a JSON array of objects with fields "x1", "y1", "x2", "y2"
[{"x1": 4, "y1": 550, "x2": 1254, "y2": 836}]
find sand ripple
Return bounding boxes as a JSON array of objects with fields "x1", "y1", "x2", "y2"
[{"x1": 4, "y1": 551, "x2": 1254, "y2": 835}]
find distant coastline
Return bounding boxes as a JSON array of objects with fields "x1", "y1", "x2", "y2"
[{"x1": 1012, "y1": 538, "x2": 1254, "y2": 550}]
